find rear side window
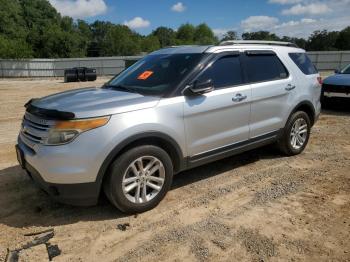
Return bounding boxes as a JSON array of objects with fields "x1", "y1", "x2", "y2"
[
  {"x1": 289, "y1": 53, "x2": 318, "y2": 75},
  {"x1": 244, "y1": 53, "x2": 289, "y2": 83},
  {"x1": 197, "y1": 55, "x2": 243, "y2": 89}
]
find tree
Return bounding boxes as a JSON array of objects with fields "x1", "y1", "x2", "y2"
[
  {"x1": 281, "y1": 36, "x2": 307, "y2": 49},
  {"x1": 0, "y1": 36, "x2": 33, "y2": 58},
  {"x1": 306, "y1": 30, "x2": 339, "y2": 51},
  {"x1": 242, "y1": 31, "x2": 280, "y2": 41},
  {"x1": 335, "y1": 27, "x2": 350, "y2": 50},
  {"x1": 152, "y1": 27, "x2": 176, "y2": 47},
  {"x1": 0, "y1": 0, "x2": 349, "y2": 59},
  {"x1": 88, "y1": 21, "x2": 115, "y2": 56},
  {"x1": 193, "y1": 23, "x2": 217, "y2": 44},
  {"x1": 142, "y1": 35, "x2": 160, "y2": 53},
  {"x1": 222, "y1": 31, "x2": 238, "y2": 41},
  {"x1": 176, "y1": 23, "x2": 196, "y2": 44},
  {"x1": 102, "y1": 25, "x2": 141, "y2": 56}
]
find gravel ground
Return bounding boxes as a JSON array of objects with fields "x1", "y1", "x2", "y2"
[{"x1": 0, "y1": 77, "x2": 349, "y2": 262}]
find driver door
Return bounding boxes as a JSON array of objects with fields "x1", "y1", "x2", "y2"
[{"x1": 183, "y1": 52, "x2": 251, "y2": 159}]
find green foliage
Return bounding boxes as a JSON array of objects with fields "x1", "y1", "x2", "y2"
[
  {"x1": 102, "y1": 25, "x2": 141, "y2": 56},
  {"x1": 222, "y1": 31, "x2": 238, "y2": 41},
  {"x1": 0, "y1": 36, "x2": 33, "y2": 59},
  {"x1": 242, "y1": 31, "x2": 280, "y2": 41},
  {"x1": 194, "y1": 23, "x2": 217, "y2": 44},
  {"x1": 142, "y1": 35, "x2": 160, "y2": 53},
  {"x1": 306, "y1": 30, "x2": 339, "y2": 51},
  {"x1": 0, "y1": 0, "x2": 348, "y2": 59},
  {"x1": 335, "y1": 27, "x2": 350, "y2": 50},
  {"x1": 176, "y1": 23, "x2": 196, "y2": 44},
  {"x1": 151, "y1": 27, "x2": 176, "y2": 47}
]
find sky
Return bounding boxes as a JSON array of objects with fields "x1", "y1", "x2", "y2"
[{"x1": 49, "y1": 0, "x2": 350, "y2": 38}]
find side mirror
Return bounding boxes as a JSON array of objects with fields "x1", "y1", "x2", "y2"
[
  {"x1": 334, "y1": 69, "x2": 340, "y2": 74},
  {"x1": 184, "y1": 79, "x2": 214, "y2": 96}
]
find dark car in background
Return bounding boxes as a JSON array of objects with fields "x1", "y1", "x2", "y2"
[{"x1": 322, "y1": 64, "x2": 350, "y2": 104}]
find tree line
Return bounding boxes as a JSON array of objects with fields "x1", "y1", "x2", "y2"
[{"x1": 0, "y1": 0, "x2": 349, "y2": 59}]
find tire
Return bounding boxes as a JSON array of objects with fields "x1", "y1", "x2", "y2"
[
  {"x1": 103, "y1": 145, "x2": 173, "y2": 213},
  {"x1": 278, "y1": 111, "x2": 311, "y2": 156}
]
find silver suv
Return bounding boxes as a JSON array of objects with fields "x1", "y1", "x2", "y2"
[{"x1": 16, "y1": 41, "x2": 321, "y2": 213}]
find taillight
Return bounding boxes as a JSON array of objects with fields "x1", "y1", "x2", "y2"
[{"x1": 317, "y1": 76, "x2": 322, "y2": 85}]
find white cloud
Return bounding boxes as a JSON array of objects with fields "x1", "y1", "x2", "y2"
[
  {"x1": 241, "y1": 16, "x2": 279, "y2": 31},
  {"x1": 268, "y1": 0, "x2": 302, "y2": 4},
  {"x1": 239, "y1": 0, "x2": 349, "y2": 38},
  {"x1": 282, "y1": 3, "x2": 332, "y2": 15},
  {"x1": 171, "y1": 2, "x2": 186, "y2": 12},
  {"x1": 49, "y1": 0, "x2": 107, "y2": 19},
  {"x1": 124, "y1": 17, "x2": 151, "y2": 29}
]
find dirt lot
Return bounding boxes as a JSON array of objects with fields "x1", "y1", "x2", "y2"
[{"x1": 0, "y1": 77, "x2": 349, "y2": 262}]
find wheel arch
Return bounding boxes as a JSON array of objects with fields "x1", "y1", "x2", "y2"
[
  {"x1": 288, "y1": 101, "x2": 316, "y2": 126},
  {"x1": 95, "y1": 131, "x2": 185, "y2": 193}
]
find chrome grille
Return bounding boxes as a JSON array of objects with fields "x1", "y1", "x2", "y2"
[{"x1": 20, "y1": 112, "x2": 55, "y2": 149}]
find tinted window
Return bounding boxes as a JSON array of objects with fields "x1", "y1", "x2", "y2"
[
  {"x1": 289, "y1": 53, "x2": 318, "y2": 75},
  {"x1": 244, "y1": 54, "x2": 289, "y2": 83},
  {"x1": 197, "y1": 55, "x2": 243, "y2": 89},
  {"x1": 105, "y1": 53, "x2": 204, "y2": 96}
]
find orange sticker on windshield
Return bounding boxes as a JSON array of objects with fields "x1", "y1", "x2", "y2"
[{"x1": 137, "y1": 70, "x2": 153, "y2": 80}]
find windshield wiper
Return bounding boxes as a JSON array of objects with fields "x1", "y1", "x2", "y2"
[{"x1": 103, "y1": 84, "x2": 138, "y2": 94}]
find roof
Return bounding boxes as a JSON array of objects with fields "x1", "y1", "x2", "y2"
[
  {"x1": 219, "y1": 40, "x2": 298, "y2": 47},
  {"x1": 149, "y1": 41, "x2": 304, "y2": 55},
  {"x1": 150, "y1": 45, "x2": 212, "y2": 55}
]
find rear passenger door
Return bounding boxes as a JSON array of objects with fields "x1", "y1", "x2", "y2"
[
  {"x1": 184, "y1": 52, "x2": 251, "y2": 157},
  {"x1": 242, "y1": 50, "x2": 296, "y2": 138}
]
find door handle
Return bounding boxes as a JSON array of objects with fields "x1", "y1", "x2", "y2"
[
  {"x1": 285, "y1": 84, "x2": 296, "y2": 91},
  {"x1": 232, "y1": 93, "x2": 247, "y2": 102}
]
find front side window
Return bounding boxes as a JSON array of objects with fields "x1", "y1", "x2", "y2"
[
  {"x1": 105, "y1": 53, "x2": 205, "y2": 96},
  {"x1": 289, "y1": 53, "x2": 318, "y2": 75},
  {"x1": 244, "y1": 53, "x2": 289, "y2": 83},
  {"x1": 196, "y1": 55, "x2": 243, "y2": 89}
]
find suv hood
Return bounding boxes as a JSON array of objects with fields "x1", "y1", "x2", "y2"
[{"x1": 31, "y1": 87, "x2": 160, "y2": 119}]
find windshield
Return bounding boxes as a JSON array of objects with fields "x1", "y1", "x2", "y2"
[
  {"x1": 340, "y1": 64, "x2": 350, "y2": 74},
  {"x1": 104, "y1": 53, "x2": 204, "y2": 96}
]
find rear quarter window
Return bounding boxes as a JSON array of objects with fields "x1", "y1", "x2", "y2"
[{"x1": 289, "y1": 53, "x2": 318, "y2": 75}]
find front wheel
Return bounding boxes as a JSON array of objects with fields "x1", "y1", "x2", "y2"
[
  {"x1": 104, "y1": 145, "x2": 173, "y2": 213},
  {"x1": 278, "y1": 111, "x2": 311, "y2": 156}
]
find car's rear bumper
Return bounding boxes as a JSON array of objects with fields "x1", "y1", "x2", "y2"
[{"x1": 23, "y1": 160, "x2": 100, "y2": 206}]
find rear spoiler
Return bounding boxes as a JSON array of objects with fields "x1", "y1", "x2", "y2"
[{"x1": 24, "y1": 99, "x2": 75, "y2": 120}]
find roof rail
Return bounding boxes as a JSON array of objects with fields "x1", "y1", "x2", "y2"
[{"x1": 219, "y1": 40, "x2": 298, "y2": 48}]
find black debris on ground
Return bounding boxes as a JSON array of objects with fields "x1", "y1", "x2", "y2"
[
  {"x1": 117, "y1": 223, "x2": 130, "y2": 231},
  {"x1": 46, "y1": 243, "x2": 61, "y2": 261}
]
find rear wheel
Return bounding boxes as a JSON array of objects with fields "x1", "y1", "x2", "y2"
[
  {"x1": 104, "y1": 145, "x2": 173, "y2": 213},
  {"x1": 278, "y1": 111, "x2": 311, "y2": 156}
]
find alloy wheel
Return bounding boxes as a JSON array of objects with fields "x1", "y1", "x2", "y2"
[
  {"x1": 122, "y1": 156, "x2": 165, "y2": 204},
  {"x1": 290, "y1": 118, "x2": 308, "y2": 150}
]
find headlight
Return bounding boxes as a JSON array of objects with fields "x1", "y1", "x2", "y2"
[{"x1": 45, "y1": 116, "x2": 110, "y2": 145}]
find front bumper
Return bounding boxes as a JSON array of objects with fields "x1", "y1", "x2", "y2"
[
  {"x1": 324, "y1": 91, "x2": 350, "y2": 98},
  {"x1": 322, "y1": 83, "x2": 350, "y2": 98},
  {"x1": 16, "y1": 125, "x2": 113, "y2": 206},
  {"x1": 17, "y1": 145, "x2": 100, "y2": 206}
]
